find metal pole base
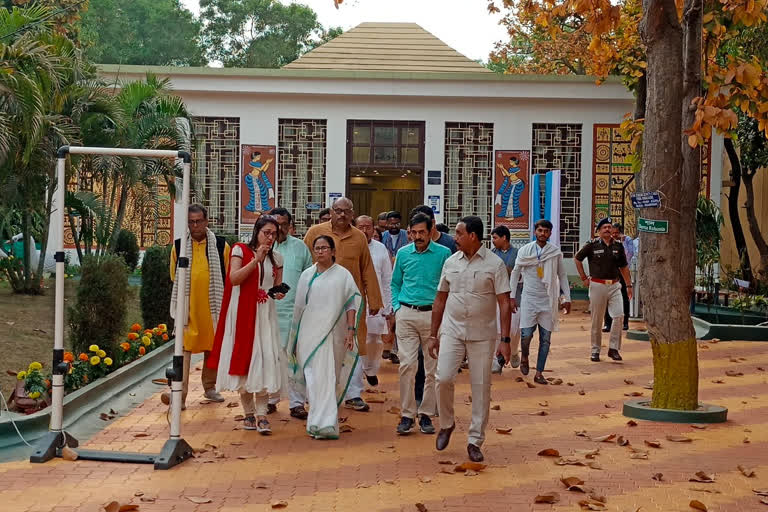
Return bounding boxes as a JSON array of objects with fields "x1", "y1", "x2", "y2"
[
  {"x1": 154, "y1": 438, "x2": 193, "y2": 470},
  {"x1": 29, "y1": 431, "x2": 79, "y2": 463}
]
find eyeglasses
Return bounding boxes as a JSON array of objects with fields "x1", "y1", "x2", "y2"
[
  {"x1": 188, "y1": 219, "x2": 207, "y2": 225},
  {"x1": 314, "y1": 246, "x2": 331, "y2": 252},
  {"x1": 332, "y1": 207, "x2": 353, "y2": 216},
  {"x1": 260, "y1": 230, "x2": 278, "y2": 238}
]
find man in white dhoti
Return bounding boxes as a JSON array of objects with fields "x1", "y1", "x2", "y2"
[
  {"x1": 509, "y1": 219, "x2": 572, "y2": 385},
  {"x1": 288, "y1": 235, "x2": 362, "y2": 439},
  {"x1": 354, "y1": 215, "x2": 393, "y2": 388}
]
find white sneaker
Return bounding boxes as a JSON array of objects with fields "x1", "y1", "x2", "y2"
[
  {"x1": 509, "y1": 354, "x2": 521, "y2": 368},
  {"x1": 203, "y1": 389, "x2": 225, "y2": 402}
]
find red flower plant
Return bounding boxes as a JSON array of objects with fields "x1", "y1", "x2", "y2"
[{"x1": 255, "y1": 288, "x2": 268, "y2": 304}]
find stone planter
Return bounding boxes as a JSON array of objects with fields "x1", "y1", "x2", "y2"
[{"x1": 0, "y1": 341, "x2": 173, "y2": 450}]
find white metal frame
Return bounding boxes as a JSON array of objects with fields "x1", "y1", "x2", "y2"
[{"x1": 30, "y1": 146, "x2": 193, "y2": 470}]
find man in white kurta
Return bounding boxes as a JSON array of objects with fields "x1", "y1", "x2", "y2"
[
  {"x1": 509, "y1": 219, "x2": 571, "y2": 385},
  {"x1": 352, "y1": 216, "x2": 393, "y2": 389}
]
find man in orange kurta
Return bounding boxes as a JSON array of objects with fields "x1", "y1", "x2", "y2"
[{"x1": 304, "y1": 197, "x2": 383, "y2": 412}]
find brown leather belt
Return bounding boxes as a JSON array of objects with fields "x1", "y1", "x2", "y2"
[
  {"x1": 400, "y1": 302, "x2": 432, "y2": 312},
  {"x1": 591, "y1": 277, "x2": 619, "y2": 285}
]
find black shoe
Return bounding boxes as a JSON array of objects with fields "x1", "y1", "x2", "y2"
[
  {"x1": 467, "y1": 443, "x2": 484, "y2": 462},
  {"x1": 344, "y1": 397, "x2": 370, "y2": 412},
  {"x1": 533, "y1": 374, "x2": 548, "y2": 385},
  {"x1": 608, "y1": 349, "x2": 623, "y2": 361},
  {"x1": 602, "y1": 326, "x2": 610, "y2": 333},
  {"x1": 520, "y1": 359, "x2": 530, "y2": 376},
  {"x1": 396, "y1": 416, "x2": 414, "y2": 435},
  {"x1": 591, "y1": 354, "x2": 600, "y2": 362},
  {"x1": 267, "y1": 403, "x2": 277, "y2": 415},
  {"x1": 418, "y1": 414, "x2": 435, "y2": 434},
  {"x1": 436, "y1": 424, "x2": 455, "y2": 450},
  {"x1": 623, "y1": 324, "x2": 629, "y2": 331},
  {"x1": 382, "y1": 350, "x2": 391, "y2": 360},
  {"x1": 366, "y1": 375, "x2": 379, "y2": 387},
  {"x1": 389, "y1": 353, "x2": 400, "y2": 365},
  {"x1": 290, "y1": 405, "x2": 308, "y2": 420}
]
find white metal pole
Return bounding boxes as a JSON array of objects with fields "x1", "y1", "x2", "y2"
[
  {"x1": 169, "y1": 159, "x2": 190, "y2": 439},
  {"x1": 50, "y1": 156, "x2": 67, "y2": 433}
]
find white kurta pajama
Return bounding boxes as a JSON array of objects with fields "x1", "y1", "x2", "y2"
[
  {"x1": 289, "y1": 263, "x2": 361, "y2": 439},
  {"x1": 215, "y1": 246, "x2": 284, "y2": 416},
  {"x1": 361, "y1": 239, "x2": 392, "y2": 379}
]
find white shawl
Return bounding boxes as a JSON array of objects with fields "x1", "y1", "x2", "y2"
[{"x1": 513, "y1": 241, "x2": 565, "y2": 331}]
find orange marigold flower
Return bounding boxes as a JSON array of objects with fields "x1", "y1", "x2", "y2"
[
  {"x1": 44, "y1": 379, "x2": 51, "y2": 388},
  {"x1": 139, "y1": 346, "x2": 146, "y2": 356},
  {"x1": 131, "y1": 323, "x2": 142, "y2": 332},
  {"x1": 79, "y1": 353, "x2": 89, "y2": 361},
  {"x1": 120, "y1": 342, "x2": 131, "y2": 352},
  {"x1": 127, "y1": 332, "x2": 139, "y2": 340},
  {"x1": 162, "y1": 333, "x2": 169, "y2": 341},
  {"x1": 63, "y1": 352, "x2": 74, "y2": 363}
]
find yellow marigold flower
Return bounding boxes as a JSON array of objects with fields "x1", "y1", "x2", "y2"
[
  {"x1": 89, "y1": 344, "x2": 99, "y2": 352},
  {"x1": 152, "y1": 328, "x2": 160, "y2": 335},
  {"x1": 104, "y1": 357, "x2": 113, "y2": 366},
  {"x1": 17, "y1": 371, "x2": 27, "y2": 380},
  {"x1": 97, "y1": 350, "x2": 106, "y2": 358},
  {"x1": 159, "y1": 324, "x2": 167, "y2": 332},
  {"x1": 90, "y1": 355, "x2": 101, "y2": 366},
  {"x1": 28, "y1": 391, "x2": 41, "y2": 399},
  {"x1": 141, "y1": 336, "x2": 151, "y2": 346},
  {"x1": 28, "y1": 361, "x2": 43, "y2": 371}
]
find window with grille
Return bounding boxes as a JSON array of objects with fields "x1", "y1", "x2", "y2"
[
  {"x1": 278, "y1": 119, "x2": 327, "y2": 235},
  {"x1": 190, "y1": 117, "x2": 241, "y2": 236},
  {"x1": 443, "y1": 122, "x2": 494, "y2": 236},
  {"x1": 531, "y1": 123, "x2": 583, "y2": 257}
]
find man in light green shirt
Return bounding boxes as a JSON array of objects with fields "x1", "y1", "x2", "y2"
[
  {"x1": 269, "y1": 208, "x2": 313, "y2": 419},
  {"x1": 391, "y1": 213, "x2": 451, "y2": 436}
]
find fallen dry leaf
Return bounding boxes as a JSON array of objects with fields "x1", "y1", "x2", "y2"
[
  {"x1": 617, "y1": 436, "x2": 630, "y2": 446},
  {"x1": 624, "y1": 379, "x2": 634, "y2": 385},
  {"x1": 464, "y1": 470, "x2": 479, "y2": 476},
  {"x1": 630, "y1": 452, "x2": 649, "y2": 459},
  {"x1": 439, "y1": 468, "x2": 455, "y2": 475},
  {"x1": 744, "y1": 437, "x2": 751, "y2": 444},
  {"x1": 226, "y1": 401, "x2": 238, "y2": 408},
  {"x1": 530, "y1": 410, "x2": 548, "y2": 416},
  {"x1": 186, "y1": 496, "x2": 213, "y2": 504},
  {"x1": 578, "y1": 498, "x2": 608, "y2": 510},
  {"x1": 366, "y1": 396, "x2": 386, "y2": 403},
  {"x1": 754, "y1": 489, "x2": 768, "y2": 496},
  {"x1": 525, "y1": 382, "x2": 536, "y2": 389},
  {"x1": 691, "y1": 424, "x2": 707, "y2": 429},
  {"x1": 534, "y1": 492, "x2": 560, "y2": 504},
  {"x1": 690, "y1": 488, "x2": 721, "y2": 494},
  {"x1": 386, "y1": 406, "x2": 401, "y2": 415},
  {"x1": 604, "y1": 404, "x2": 613, "y2": 408},
  {"x1": 567, "y1": 382, "x2": 575, "y2": 386},
  {"x1": 757, "y1": 367, "x2": 765, "y2": 371},
  {"x1": 760, "y1": 498, "x2": 768, "y2": 505},
  {"x1": 575, "y1": 430, "x2": 589, "y2": 437},
  {"x1": 551, "y1": 378, "x2": 564, "y2": 385},
  {"x1": 587, "y1": 461, "x2": 603, "y2": 470},
  {"x1": 234, "y1": 415, "x2": 245, "y2": 421},
  {"x1": 62, "y1": 446, "x2": 78, "y2": 461},
  {"x1": 236, "y1": 454, "x2": 258, "y2": 460},
  {"x1": 644, "y1": 440, "x2": 662, "y2": 448},
  {"x1": 666, "y1": 435, "x2": 693, "y2": 443},
  {"x1": 738, "y1": 465, "x2": 756, "y2": 478},
  {"x1": 139, "y1": 496, "x2": 156, "y2": 503},
  {"x1": 418, "y1": 476, "x2": 432, "y2": 483},
  {"x1": 689, "y1": 471, "x2": 715, "y2": 483},
  {"x1": 627, "y1": 420, "x2": 638, "y2": 427},
  {"x1": 271, "y1": 500, "x2": 288, "y2": 508},
  {"x1": 133, "y1": 433, "x2": 150, "y2": 438},
  {"x1": 689, "y1": 499, "x2": 708, "y2": 511},
  {"x1": 118, "y1": 506, "x2": 139, "y2": 512},
  {"x1": 556, "y1": 457, "x2": 587, "y2": 466},
  {"x1": 339, "y1": 424, "x2": 354, "y2": 433},
  {"x1": 104, "y1": 502, "x2": 120, "y2": 512},
  {"x1": 538, "y1": 448, "x2": 560, "y2": 457},
  {"x1": 230, "y1": 441, "x2": 244, "y2": 446},
  {"x1": 356, "y1": 483, "x2": 372, "y2": 488},
  {"x1": 379, "y1": 445, "x2": 396, "y2": 453},
  {"x1": 729, "y1": 357, "x2": 740, "y2": 363},
  {"x1": 578, "y1": 389, "x2": 586, "y2": 396},
  {"x1": 438, "y1": 460, "x2": 456, "y2": 465},
  {"x1": 415, "y1": 503, "x2": 428, "y2": 512},
  {"x1": 624, "y1": 391, "x2": 644, "y2": 397},
  {"x1": 515, "y1": 376, "x2": 524, "y2": 382},
  {"x1": 455, "y1": 462, "x2": 487, "y2": 472},
  {"x1": 592, "y1": 434, "x2": 616, "y2": 443},
  {"x1": 574, "y1": 448, "x2": 600, "y2": 458},
  {"x1": 725, "y1": 370, "x2": 744, "y2": 377},
  {"x1": 652, "y1": 473, "x2": 663, "y2": 481},
  {"x1": 711, "y1": 379, "x2": 725, "y2": 384},
  {"x1": 495, "y1": 427, "x2": 513, "y2": 434},
  {"x1": 254, "y1": 483, "x2": 269, "y2": 489},
  {"x1": 538, "y1": 401, "x2": 549, "y2": 407},
  {"x1": 710, "y1": 338, "x2": 720, "y2": 343},
  {"x1": 561, "y1": 476, "x2": 585, "y2": 487},
  {"x1": 581, "y1": 371, "x2": 591, "y2": 375},
  {"x1": 491, "y1": 404, "x2": 501, "y2": 410},
  {"x1": 383, "y1": 479, "x2": 395, "y2": 485}
]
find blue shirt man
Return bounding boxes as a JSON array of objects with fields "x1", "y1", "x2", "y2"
[{"x1": 381, "y1": 211, "x2": 409, "y2": 258}]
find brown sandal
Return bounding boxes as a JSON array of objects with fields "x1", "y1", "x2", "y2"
[{"x1": 243, "y1": 414, "x2": 258, "y2": 430}]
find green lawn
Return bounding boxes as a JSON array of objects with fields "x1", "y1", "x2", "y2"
[{"x1": 0, "y1": 278, "x2": 142, "y2": 399}]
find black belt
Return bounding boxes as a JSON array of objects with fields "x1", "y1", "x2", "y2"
[{"x1": 400, "y1": 302, "x2": 432, "y2": 312}]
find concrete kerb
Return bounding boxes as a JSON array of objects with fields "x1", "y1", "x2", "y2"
[
  {"x1": 0, "y1": 341, "x2": 173, "y2": 449},
  {"x1": 623, "y1": 398, "x2": 728, "y2": 423},
  {"x1": 626, "y1": 317, "x2": 768, "y2": 342}
]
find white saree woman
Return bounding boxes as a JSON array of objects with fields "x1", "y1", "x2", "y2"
[{"x1": 288, "y1": 235, "x2": 362, "y2": 439}]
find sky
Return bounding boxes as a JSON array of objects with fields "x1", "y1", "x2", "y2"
[{"x1": 180, "y1": 0, "x2": 509, "y2": 62}]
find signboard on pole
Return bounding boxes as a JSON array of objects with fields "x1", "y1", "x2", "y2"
[
  {"x1": 637, "y1": 217, "x2": 669, "y2": 234},
  {"x1": 631, "y1": 191, "x2": 662, "y2": 209},
  {"x1": 428, "y1": 195, "x2": 440, "y2": 214}
]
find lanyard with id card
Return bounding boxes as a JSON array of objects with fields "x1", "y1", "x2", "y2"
[{"x1": 536, "y1": 245, "x2": 544, "y2": 279}]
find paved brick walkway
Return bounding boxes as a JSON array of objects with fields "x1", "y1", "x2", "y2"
[{"x1": 1, "y1": 304, "x2": 767, "y2": 511}]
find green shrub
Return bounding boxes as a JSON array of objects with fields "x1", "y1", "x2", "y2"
[
  {"x1": 69, "y1": 254, "x2": 130, "y2": 354},
  {"x1": 140, "y1": 244, "x2": 174, "y2": 333},
  {"x1": 115, "y1": 229, "x2": 140, "y2": 271}
]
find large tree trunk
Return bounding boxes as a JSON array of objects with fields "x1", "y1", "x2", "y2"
[
  {"x1": 34, "y1": 180, "x2": 55, "y2": 289},
  {"x1": 722, "y1": 138, "x2": 753, "y2": 283},
  {"x1": 742, "y1": 170, "x2": 768, "y2": 282},
  {"x1": 639, "y1": 0, "x2": 699, "y2": 410}
]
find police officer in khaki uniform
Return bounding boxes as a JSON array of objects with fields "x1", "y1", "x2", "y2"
[{"x1": 574, "y1": 218, "x2": 633, "y2": 362}]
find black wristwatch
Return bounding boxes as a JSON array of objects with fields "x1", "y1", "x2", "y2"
[{"x1": 501, "y1": 336, "x2": 511, "y2": 344}]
